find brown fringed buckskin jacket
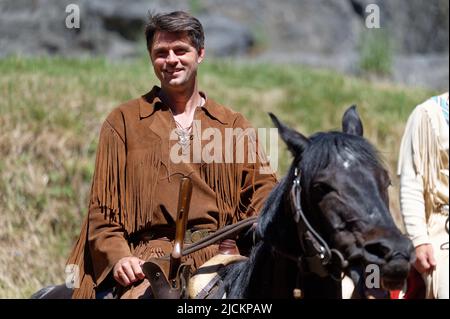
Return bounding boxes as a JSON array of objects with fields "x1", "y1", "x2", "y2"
[{"x1": 66, "y1": 86, "x2": 278, "y2": 298}]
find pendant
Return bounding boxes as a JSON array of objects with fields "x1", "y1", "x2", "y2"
[{"x1": 176, "y1": 128, "x2": 192, "y2": 155}]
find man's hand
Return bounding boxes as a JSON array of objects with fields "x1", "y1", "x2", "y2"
[
  {"x1": 414, "y1": 244, "x2": 436, "y2": 274},
  {"x1": 113, "y1": 256, "x2": 146, "y2": 287}
]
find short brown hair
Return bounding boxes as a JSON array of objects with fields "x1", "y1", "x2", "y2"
[{"x1": 145, "y1": 11, "x2": 205, "y2": 52}]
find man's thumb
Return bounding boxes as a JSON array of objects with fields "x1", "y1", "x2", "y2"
[{"x1": 428, "y1": 251, "x2": 437, "y2": 267}]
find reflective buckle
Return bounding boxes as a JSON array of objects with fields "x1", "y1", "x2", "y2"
[{"x1": 185, "y1": 229, "x2": 213, "y2": 244}]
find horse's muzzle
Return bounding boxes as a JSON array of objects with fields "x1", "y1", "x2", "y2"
[{"x1": 361, "y1": 236, "x2": 414, "y2": 290}]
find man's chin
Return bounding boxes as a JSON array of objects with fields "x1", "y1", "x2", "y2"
[{"x1": 165, "y1": 78, "x2": 186, "y2": 87}]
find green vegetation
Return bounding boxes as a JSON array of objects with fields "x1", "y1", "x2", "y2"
[
  {"x1": 248, "y1": 24, "x2": 270, "y2": 55},
  {"x1": 189, "y1": 0, "x2": 206, "y2": 15},
  {"x1": 358, "y1": 29, "x2": 394, "y2": 76},
  {"x1": 0, "y1": 56, "x2": 435, "y2": 298}
]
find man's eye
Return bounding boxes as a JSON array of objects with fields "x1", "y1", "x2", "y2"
[
  {"x1": 153, "y1": 51, "x2": 167, "y2": 58},
  {"x1": 175, "y1": 49, "x2": 187, "y2": 55}
]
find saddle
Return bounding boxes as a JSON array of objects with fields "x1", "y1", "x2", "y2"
[
  {"x1": 188, "y1": 240, "x2": 247, "y2": 299},
  {"x1": 143, "y1": 256, "x2": 193, "y2": 299}
]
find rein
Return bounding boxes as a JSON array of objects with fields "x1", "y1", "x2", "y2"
[
  {"x1": 181, "y1": 216, "x2": 258, "y2": 257},
  {"x1": 180, "y1": 167, "x2": 349, "y2": 281}
]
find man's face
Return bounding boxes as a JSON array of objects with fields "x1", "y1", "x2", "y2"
[{"x1": 150, "y1": 31, "x2": 204, "y2": 89}]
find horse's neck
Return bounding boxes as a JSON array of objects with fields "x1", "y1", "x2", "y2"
[
  {"x1": 247, "y1": 245, "x2": 342, "y2": 298},
  {"x1": 241, "y1": 194, "x2": 300, "y2": 298},
  {"x1": 302, "y1": 274, "x2": 342, "y2": 299},
  {"x1": 238, "y1": 242, "x2": 299, "y2": 298}
]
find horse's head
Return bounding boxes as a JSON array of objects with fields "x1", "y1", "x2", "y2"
[{"x1": 270, "y1": 106, "x2": 414, "y2": 292}]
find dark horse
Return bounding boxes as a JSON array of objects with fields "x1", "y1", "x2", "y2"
[
  {"x1": 206, "y1": 106, "x2": 414, "y2": 299},
  {"x1": 32, "y1": 106, "x2": 414, "y2": 299}
]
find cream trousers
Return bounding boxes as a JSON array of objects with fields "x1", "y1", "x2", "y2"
[{"x1": 423, "y1": 212, "x2": 449, "y2": 299}]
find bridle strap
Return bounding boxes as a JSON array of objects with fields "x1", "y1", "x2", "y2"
[{"x1": 288, "y1": 167, "x2": 348, "y2": 279}]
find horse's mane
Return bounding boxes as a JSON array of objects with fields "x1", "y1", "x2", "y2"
[
  {"x1": 219, "y1": 176, "x2": 290, "y2": 298},
  {"x1": 300, "y1": 131, "x2": 386, "y2": 189}
]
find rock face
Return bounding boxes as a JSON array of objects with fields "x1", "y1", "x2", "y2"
[
  {"x1": 352, "y1": 0, "x2": 449, "y2": 53},
  {"x1": 0, "y1": 0, "x2": 448, "y2": 89},
  {"x1": 200, "y1": 0, "x2": 363, "y2": 55},
  {"x1": 0, "y1": 0, "x2": 254, "y2": 59}
]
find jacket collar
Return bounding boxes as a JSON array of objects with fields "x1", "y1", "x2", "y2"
[
  {"x1": 139, "y1": 86, "x2": 161, "y2": 118},
  {"x1": 200, "y1": 96, "x2": 228, "y2": 125},
  {"x1": 139, "y1": 86, "x2": 228, "y2": 124}
]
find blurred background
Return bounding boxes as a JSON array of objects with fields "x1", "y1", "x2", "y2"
[{"x1": 0, "y1": 0, "x2": 448, "y2": 298}]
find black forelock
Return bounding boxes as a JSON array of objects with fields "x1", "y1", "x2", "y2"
[{"x1": 299, "y1": 131, "x2": 386, "y2": 187}]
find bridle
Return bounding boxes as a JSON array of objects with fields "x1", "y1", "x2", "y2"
[{"x1": 270, "y1": 167, "x2": 349, "y2": 281}]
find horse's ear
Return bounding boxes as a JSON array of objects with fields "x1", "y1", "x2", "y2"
[
  {"x1": 269, "y1": 112, "x2": 310, "y2": 156},
  {"x1": 342, "y1": 105, "x2": 363, "y2": 136}
]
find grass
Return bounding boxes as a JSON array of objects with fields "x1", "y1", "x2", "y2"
[
  {"x1": 0, "y1": 55, "x2": 436, "y2": 298},
  {"x1": 358, "y1": 29, "x2": 394, "y2": 76}
]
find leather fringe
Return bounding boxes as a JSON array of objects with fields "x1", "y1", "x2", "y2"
[
  {"x1": 124, "y1": 147, "x2": 160, "y2": 234},
  {"x1": 67, "y1": 218, "x2": 96, "y2": 299},
  {"x1": 68, "y1": 121, "x2": 161, "y2": 298},
  {"x1": 91, "y1": 121, "x2": 126, "y2": 225},
  {"x1": 201, "y1": 162, "x2": 243, "y2": 228},
  {"x1": 413, "y1": 108, "x2": 447, "y2": 218}
]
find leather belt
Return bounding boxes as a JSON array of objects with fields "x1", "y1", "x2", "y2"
[{"x1": 136, "y1": 228, "x2": 214, "y2": 245}]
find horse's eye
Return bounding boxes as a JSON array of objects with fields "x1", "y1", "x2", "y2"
[{"x1": 312, "y1": 182, "x2": 334, "y2": 197}]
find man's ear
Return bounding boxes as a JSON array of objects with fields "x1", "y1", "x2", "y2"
[
  {"x1": 148, "y1": 47, "x2": 155, "y2": 63},
  {"x1": 269, "y1": 112, "x2": 310, "y2": 157},
  {"x1": 197, "y1": 47, "x2": 205, "y2": 63}
]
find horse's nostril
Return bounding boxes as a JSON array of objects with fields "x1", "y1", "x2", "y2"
[{"x1": 363, "y1": 241, "x2": 394, "y2": 261}]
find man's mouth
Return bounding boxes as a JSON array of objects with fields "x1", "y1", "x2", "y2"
[{"x1": 165, "y1": 69, "x2": 183, "y2": 75}]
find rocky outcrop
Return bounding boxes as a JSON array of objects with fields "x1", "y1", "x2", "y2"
[
  {"x1": 0, "y1": 0, "x2": 448, "y2": 89},
  {"x1": 351, "y1": 0, "x2": 449, "y2": 53},
  {"x1": 0, "y1": 0, "x2": 254, "y2": 59}
]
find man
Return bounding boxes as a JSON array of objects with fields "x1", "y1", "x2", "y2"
[
  {"x1": 397, "y1": 92, "x2": 449, "y2": 299},
  {"x1": 66, "y1": 11, "x2": 277, "y2": 299}
]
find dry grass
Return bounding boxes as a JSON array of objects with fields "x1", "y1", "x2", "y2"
[{"x1": 0, "y1": 56, "x2": 435, "y2": 298}]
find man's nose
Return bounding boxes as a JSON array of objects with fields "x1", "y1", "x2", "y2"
[{"x1": 166, "y1": 50, "x2": 178, "y2": 64}]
